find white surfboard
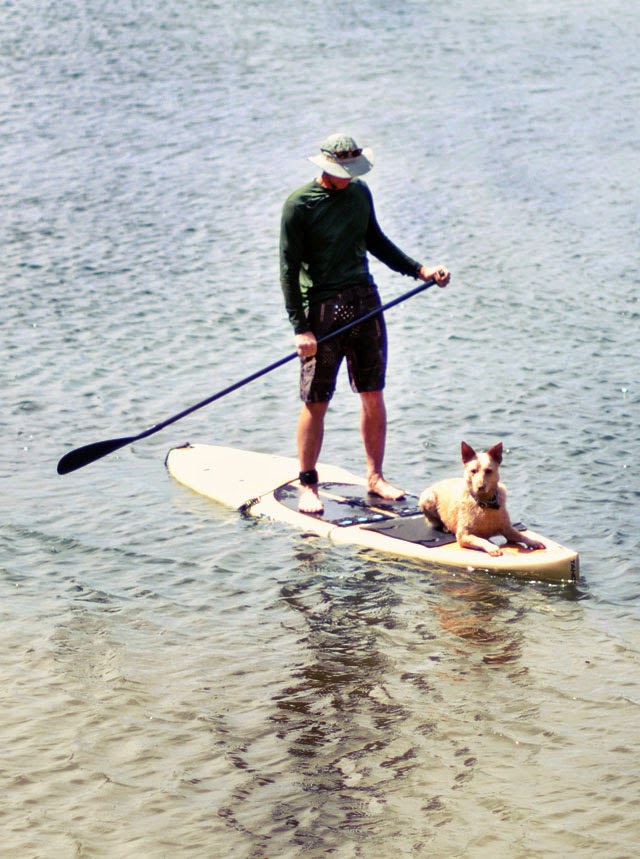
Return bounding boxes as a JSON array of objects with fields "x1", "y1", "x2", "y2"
[{"x1": 165, "y1": 443, "x2": 579, "y2": 583}]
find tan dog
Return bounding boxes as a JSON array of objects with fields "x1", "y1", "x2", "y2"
[{"x1": 418, "y1": 442, "x2": 546, "y2": 557}]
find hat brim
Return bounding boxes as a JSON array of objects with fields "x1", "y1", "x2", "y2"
[{"x1": 308, "y1": 147, "x2": 374, "y2": 179}]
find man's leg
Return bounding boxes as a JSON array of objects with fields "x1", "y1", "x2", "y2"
[
  {"x1": 297, "y1": 400, "x2": 330, "y2": 513},
  {"x1": 360, "y1": 390, "x2": 405, "y2": 500}
]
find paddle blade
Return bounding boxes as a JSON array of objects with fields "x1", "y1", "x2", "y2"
[{"x1": 57, "y1": 436, "x2": 135, "y2": 474}]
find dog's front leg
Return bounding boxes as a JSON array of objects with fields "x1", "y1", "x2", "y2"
[
  {"x1": 456, "y1": 533, "x2": 503, "y2": 556},
  {"x1": 501, "y1": 524, "x2": 546, "y2": 550}
]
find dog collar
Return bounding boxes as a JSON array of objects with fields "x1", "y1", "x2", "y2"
[{"x1": 475, "y1": 493, "x2": 500, "y2": 509}]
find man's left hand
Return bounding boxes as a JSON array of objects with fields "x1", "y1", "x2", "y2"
[{"x1": 419, "y1": 265, "x2": 450, "y2": 287}]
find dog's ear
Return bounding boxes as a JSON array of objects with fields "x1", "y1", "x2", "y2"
[
  {"x1": 461, "y1": 441, "x2": 476, "y2": 463},
  {"x1": 488, "y1": 442, "x2": 503, "y2": 464}
]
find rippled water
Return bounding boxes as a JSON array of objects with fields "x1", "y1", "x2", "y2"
[{"x1": 2, "y1": 1, "x2": 639, "y2": 856}]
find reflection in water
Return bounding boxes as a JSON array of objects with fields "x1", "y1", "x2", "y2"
[
  {"x1": 435, "y1": 579, "x2": 525, "y2": 666},
  {"x1": 435, "y1": 570, "x2": 587, "y2": 665},
  {"x1": 272, "y1": 552, "x2": 404, "y2": 850}
]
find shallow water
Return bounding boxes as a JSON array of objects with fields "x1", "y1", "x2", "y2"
[{"x1": 2, "y1": 1, "x2": 639, "y2": 856}]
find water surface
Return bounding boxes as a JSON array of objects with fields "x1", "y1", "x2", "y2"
[{"x1": 2, "y1": 1, "x2": 639, "y2": 856}]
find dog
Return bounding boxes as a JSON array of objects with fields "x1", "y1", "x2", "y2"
[{"x1": 418, "y1": 442, "x2": 546, "y2": 557}]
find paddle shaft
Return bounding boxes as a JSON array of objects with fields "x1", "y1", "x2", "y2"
[{"x1": 57, "y1": 277, "x2": 436, "y2": 474}]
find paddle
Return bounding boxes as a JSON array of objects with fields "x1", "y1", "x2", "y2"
[{"x1": 57, "y1": 277, "x2": 437, "y2": 474}]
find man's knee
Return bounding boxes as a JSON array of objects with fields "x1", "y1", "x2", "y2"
[
  {"x1": 360, "y1": 389, "x2": 385, "y2": 409},
  {"x1": 301, "y1": 400, "x2": 330, "y2": 420}
]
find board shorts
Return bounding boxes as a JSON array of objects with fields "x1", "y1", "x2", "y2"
[{"x1": 300, "y1": 283, "x2": 387, "y2": 403}]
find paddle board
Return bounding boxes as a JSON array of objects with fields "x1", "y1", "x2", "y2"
[{"x1": 165, "y1": 443, "x2": 579, "y2": 583}]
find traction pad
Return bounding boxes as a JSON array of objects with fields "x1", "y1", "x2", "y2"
[
  {"x1": 273, "y1": 482, "x2": 457, "y2": 548},
  {"x1": 361, "y1": 515, "x2": 458, "y2": 547}
]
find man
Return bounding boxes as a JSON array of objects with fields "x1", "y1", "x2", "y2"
[{"x1": 280, "y1": 132, "x2": 450, "y2": 514}]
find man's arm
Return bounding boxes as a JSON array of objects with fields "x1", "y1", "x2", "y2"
[
  {"x1": 279, "y1": 199, "x2": 308, "y2": 335},
  {"x1": 280, "y1": 199, "x2": 319, "y2": 357}
]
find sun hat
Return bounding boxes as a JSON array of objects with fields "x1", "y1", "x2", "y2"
[{"x1": 307, "y1": 133, "x2": 374, "y2": 179}]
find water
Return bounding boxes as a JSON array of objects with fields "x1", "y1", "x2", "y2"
[{"x1": 2, "y1": 0, "x2": 639, "y2": 856}]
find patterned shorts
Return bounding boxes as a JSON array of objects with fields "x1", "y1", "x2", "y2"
[{"x1": 300, "y1": 284, "x2": 387, "y2": 403}]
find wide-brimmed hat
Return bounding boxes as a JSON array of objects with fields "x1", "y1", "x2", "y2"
[{"x1": 308, "y1": 133, "x2": 374, "y2": 179}]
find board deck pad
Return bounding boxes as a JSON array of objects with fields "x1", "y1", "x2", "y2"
[
  {"x1": 273, "y1": 482, "x2": 421, "y2": 527},
  {"x1": 362, "y1": 515, "x2": 457, "y2": 548}
]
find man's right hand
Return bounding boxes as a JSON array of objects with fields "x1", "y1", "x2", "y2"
[{"x1": 295, "y1": 331, "x2": 318, "y2": 359}]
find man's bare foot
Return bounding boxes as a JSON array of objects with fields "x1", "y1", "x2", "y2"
[
  {"x1": 368, "y1": 475, "x2": 405, "y2": 501},
  {"x1": 298, "y1": 485, "x2": 324, "y2": 514}
]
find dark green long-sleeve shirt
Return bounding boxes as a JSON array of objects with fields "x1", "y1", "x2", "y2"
[{"x1": 280, "y1": 179, "x2": 422, "y2": 334}]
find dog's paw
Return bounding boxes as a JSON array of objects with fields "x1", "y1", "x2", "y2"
[
  {"x1": 487, "y1": 546, "x2": 503, "y2": 557},
  {"x1": 527, "y1": 540, "x2": 546, "y2": 551}
]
